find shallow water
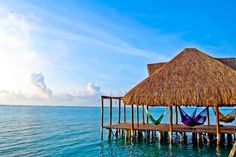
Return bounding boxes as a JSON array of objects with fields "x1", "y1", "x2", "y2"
[{"x1": 0, "y1": 105, "x2": 235, "y2": 157}]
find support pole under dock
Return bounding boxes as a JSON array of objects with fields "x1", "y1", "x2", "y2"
[
  {"x1": 229, "y1": 141, "x2": 236, "y2": 157},
  {"x1": 215, "y1": 106, "x2": 220, "y2": 145},
  {"x1": 169, "y1": 106, "x2": 173, "y2": 143}
]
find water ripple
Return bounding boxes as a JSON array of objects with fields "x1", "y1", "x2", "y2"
[{"x1": 0, "y1": 106, "x2": 233, "y2": 157}]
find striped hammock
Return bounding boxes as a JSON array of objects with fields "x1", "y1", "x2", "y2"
[
  {"x1": 213, "y1": 108, "x2": 236, "y2": 123},
  {"x1": 178, "y1": 107, "x2": 208, "y2": 127}
]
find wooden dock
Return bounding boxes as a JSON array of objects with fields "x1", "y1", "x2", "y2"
[
  {"x1": 100, "y1": 96, "x2": 236, "y2": 146},
  {"x1": 103, "y1": 123, "x2": 236, "y2": 134}
]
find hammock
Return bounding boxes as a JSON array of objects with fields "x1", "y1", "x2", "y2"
[
  {"x1": 178, "y1": 107, "x2": 208, "y2": 126},
  {"x1": 213, "y1": 108, "x2": 236, "y2": 123},
  {"x1": 144, "y1": 107, "x2": 168, "y2": 125}
]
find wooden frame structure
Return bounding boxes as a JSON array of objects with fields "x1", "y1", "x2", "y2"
[{"x1": 101, "y1": 95, "x2": 236, "y2": 145}]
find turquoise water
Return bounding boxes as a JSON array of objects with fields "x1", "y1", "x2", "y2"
[{"x1": 0, "y1": 105, "x2": 235, "y2": 157}]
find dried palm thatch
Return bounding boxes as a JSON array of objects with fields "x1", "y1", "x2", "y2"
[
  {"x1": 215, "y1": 58, "x2": 236, "y2": 70},
  {"x1": 147, "y1": 62, "x2": 166, "y2": 76},
  {"x1": 147, "y1": 58, "x2": 236, "y2": 76},
  {"x1": 123, "y1": 48, "x2": 236, "y2": 107}
]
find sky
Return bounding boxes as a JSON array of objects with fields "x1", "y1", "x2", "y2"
[{"x1": 0, "y1": 0, "x2": 236, "y2": 106}]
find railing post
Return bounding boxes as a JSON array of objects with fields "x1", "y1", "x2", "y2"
[
  {"x1": 136, "y1": 105, "x2": 139, "y2": 127},
  {"x1": 131, "y1": 104, "x2": 134, "y2": 137},
  {"x1": 175, "y1": 106, "x2": 178, "y2": 124},
  {"x1": 100, "y1": 96, "x2": 104, "y2": 138},
  {"x1": 124, "y1": 103, "x2": 126, "y2": 123},
  {"x1": 169, "y1": 105, "x2": 173, "y2": 143},
  {"x1": 118, "y1": 98, "x2": 121, "y2": 124},
  {"x1": 142, "y1": 105, "x2": 145, "y2": 125},
  {"x1": 146, "y1": 105, "x2": 149, "y2": 124},
  {"x1": 207, "y1": 107, "x2": 210, "y2": 125},
  {"x1": 108, "y1": 98, "x2": 112, "y2": 139},
  {"x1": 110, "y1": 98, "x2": 112, "y2": 126},
  {"x1": 215, "y1": 106, "x2": 220, "y2": 145}
]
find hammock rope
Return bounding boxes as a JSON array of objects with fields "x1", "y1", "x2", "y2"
[
  {"x1": 178, "y1": 107, "x2": 208, "y2": 126},
  {"x1": 144, "y1": 107, "x2": 168, "y2": 125}
]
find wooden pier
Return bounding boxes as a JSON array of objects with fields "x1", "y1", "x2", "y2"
[
  {"x1": 103, "y1": 123, "x2": 236, "y2": 135},
  {"x1": 101, "y1": 96, "x2": 236, "y2": 145}
]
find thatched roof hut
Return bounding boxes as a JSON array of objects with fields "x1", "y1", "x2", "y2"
[{"x1": 123, "y1": 48, "x2": 236, "y2": 107}]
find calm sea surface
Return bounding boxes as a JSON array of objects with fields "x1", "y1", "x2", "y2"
[{"x1": 0, "y1": 105, "x2": 235, "y2": 157}]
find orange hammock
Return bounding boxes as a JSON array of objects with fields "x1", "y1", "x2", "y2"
[{"x1": 213, "y1": 108, "x2": 236, "y2": 123}]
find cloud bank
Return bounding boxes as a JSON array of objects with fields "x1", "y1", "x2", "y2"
[{"x1": 0, "y1": 72, "x2": 103, "y2": 106}]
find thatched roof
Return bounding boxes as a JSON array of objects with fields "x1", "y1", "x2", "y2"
[
  {"x1": 147, "y1": 58, "x2": 236, "y2": 76},
  {"x1": 147, "y1": 62, "x2": 166, "y2": 76},
  {"x1": 123, "y1": 48, "x2": 236, "y2": 107},
  {"x1": 215, "y1": 58, "x2": 236, "y2": 70}
]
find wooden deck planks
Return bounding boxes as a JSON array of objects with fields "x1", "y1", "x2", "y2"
[{"x1": 103, "y1": 123, "x2": 236, "y2": 134}]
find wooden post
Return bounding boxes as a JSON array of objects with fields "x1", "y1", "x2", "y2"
[
  {"x1": 124, "y1": 103, "x2": 126, "y2": 123},
  {"x1": 110, "y1": 98, "x2": 112, "y2": 126},
  {"x1": 207, "y1": 107, "x2": 210, "y2": 125},
  {"x1": 145, "y1": 105, "x2": 150, "y2": 138},
  {"x1": 131, "y1": 104, "x2": 134, "y2": 137},
  {"x1": 175, "y1": 106, "x2": 178, "y2": 124},
  {"x1": 146, "y1": 105, "x2": 149, "y2": 124},
  {"x1": 115, "y1": 98, "x2": 121, "y2": 136},
  {"x1": 229, "y1": 141, "x2": 236, "y2": 157},
  {"x1": 108, "y1": 98, "x2": 112, "y2": 139},
  {"x1": 118, "y1": 98, "x2": 121, "y2": 124},
  {"x1": 100, "y1": 96, "x2": 104, "y2": 138},
  {"x1": 136, "y1": 105, "x2": 139, "y2": 127},
  {"x1": 169, "y1": 106, "x2": 173, "y2": 142},
  {"x1": 158, "y1": 132, "x2": 161, "y2": 142},
  {"x1": 142, "y1": 105, "x2": 145, "y2": 124},
  {"x1": 215, "y1": 106, "x2": 220, "y2": 144}
]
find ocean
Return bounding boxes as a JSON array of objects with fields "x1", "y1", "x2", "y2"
[{"x1": 0, "y1": 105, "x2": 235, "y2": 157}]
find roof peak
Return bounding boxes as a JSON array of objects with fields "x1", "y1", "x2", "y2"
[{"x1": 183, "y1": 48, "x2": 198, "y2": 51}]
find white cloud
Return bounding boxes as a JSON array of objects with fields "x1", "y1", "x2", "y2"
[
  {"x1": 30, "y1": 71, "x2": 52, "y2": 98},
  {"x1": 0, "y1": 71, "x2": 103, "y2": 106},
  {"x1": 50, "y1": 82, "x2": 102, "y2": 106},
  {"x1": 86, "y1": 83, "x2": 101, "y2": 96}
]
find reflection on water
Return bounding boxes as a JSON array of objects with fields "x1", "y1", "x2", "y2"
[{"x1": 100, "y1": 135, "x2": 234, "y2": 157}]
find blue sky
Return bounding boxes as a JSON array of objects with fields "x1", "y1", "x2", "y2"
[{"x1": 0, "y1": 0, "x2": 235, "y2": 106}]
